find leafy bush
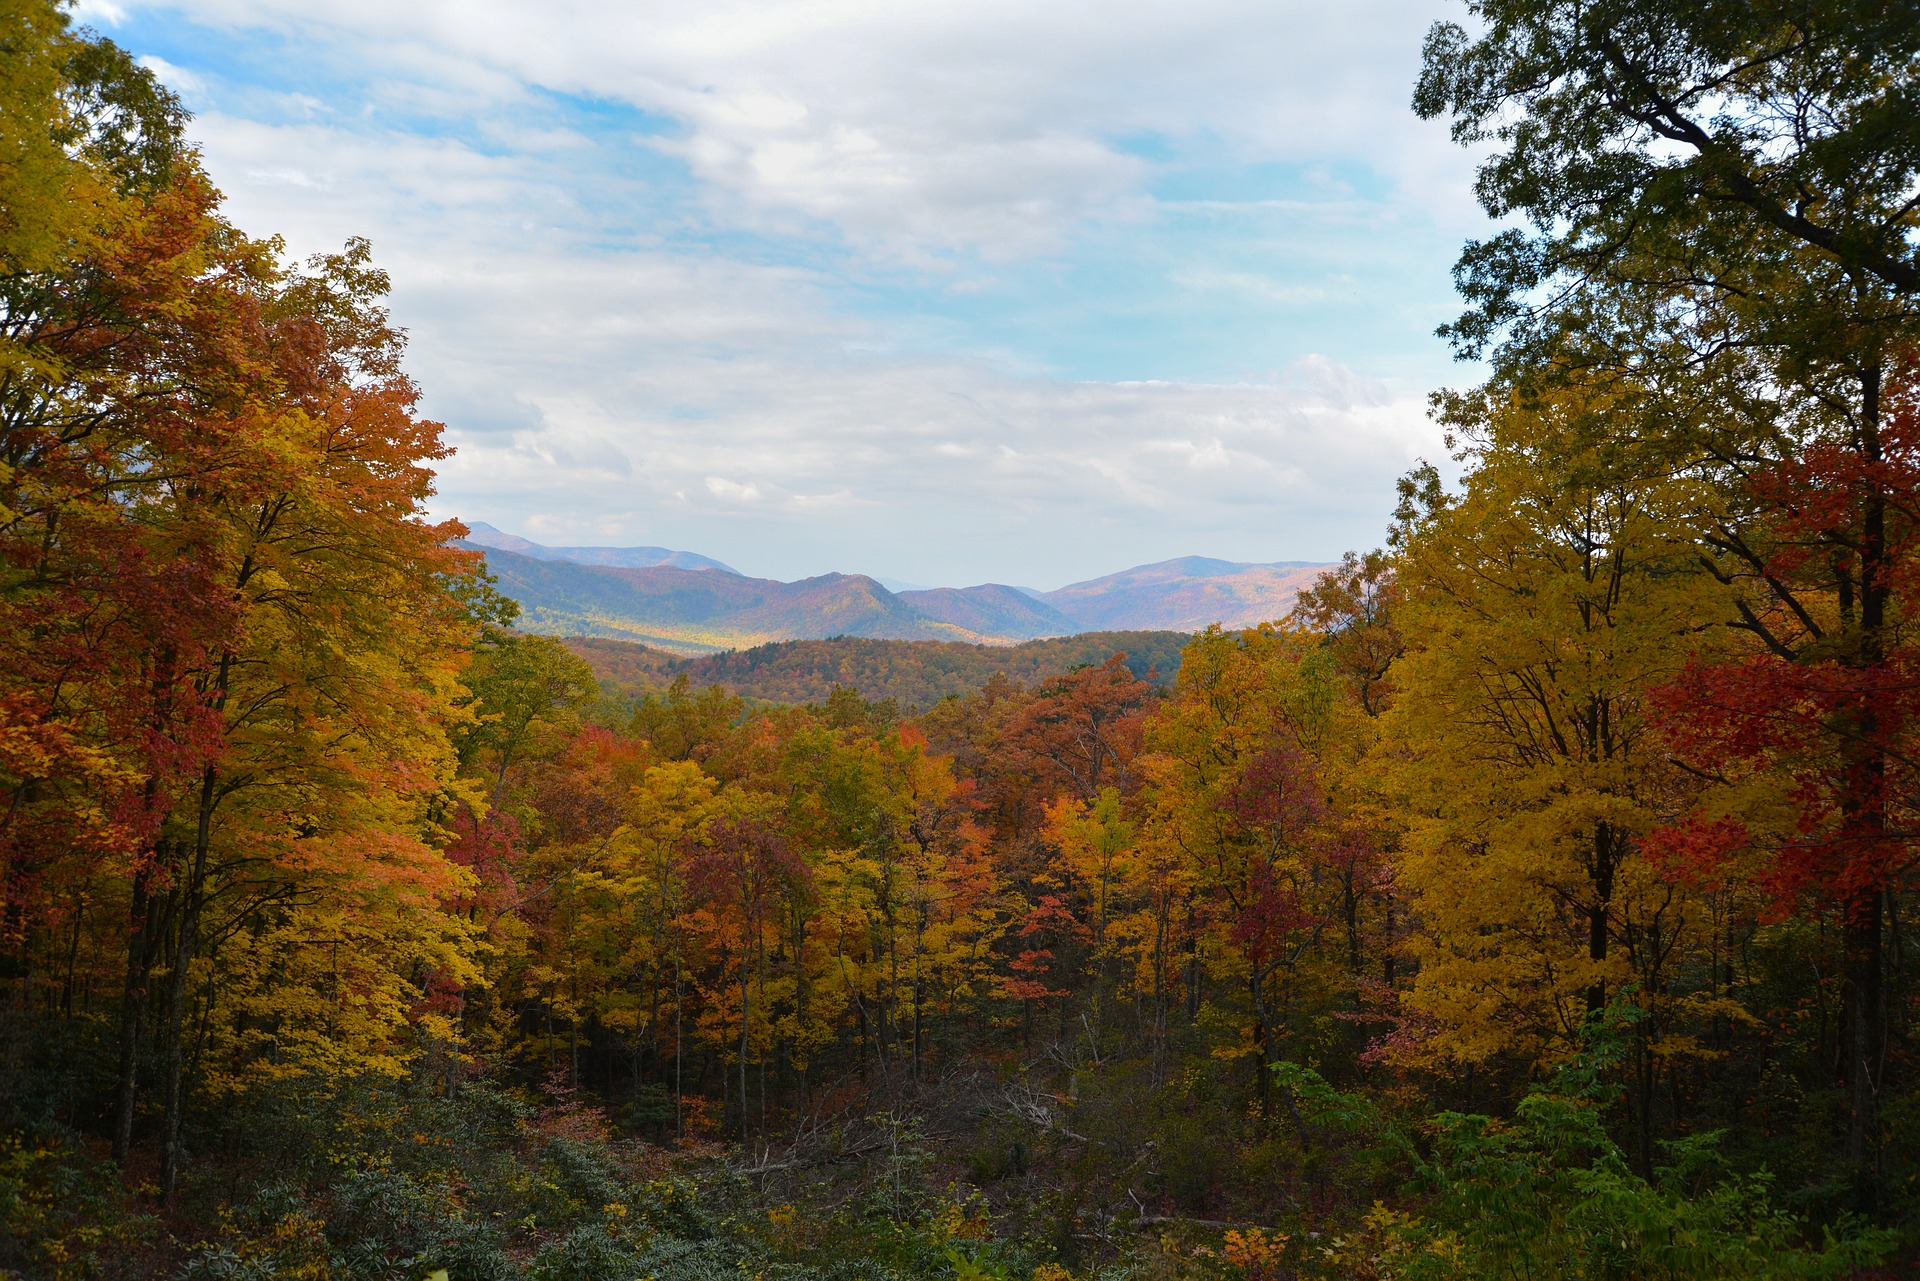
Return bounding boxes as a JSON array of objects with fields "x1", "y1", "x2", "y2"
[
  {"x1": 543, "y1": 1137, "x2": 627, "y2": 1213},
  {"x1": 322, "y1": 1166, "x2": 515, "y2": 1280},
  {"x1": 1273, "y1": 1016, "x2": 1897, "y2": 1281},
  {"x1": 0, "y1": 1133, "x2": 158, "y2": 1280},
  {"x1": 527, "y1": 1224, "x2": 640, "y2": 1281},
  {"x1": 628, "y1": 1175, "x2": 718, "y2": 1241},
  {"x1": 631, "y1": 1234, "x2": 750, "y2": 1281}
]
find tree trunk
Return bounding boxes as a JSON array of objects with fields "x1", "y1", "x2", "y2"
[
  {"x1": 739, "y1": 943, "x2": 750, "y2": 1147},
  {"x1": 1635, "y1": 1029, "x2": 1655, "y2": 1179},
  {"x1": 911, "y1": 915, "x2": 924, "y2": 1082},
  {"x1": 1343, "y1": 868, "x2": 1361, "y2": 973},
  {"x1": 1842, "y1": 361, "x2": 1887, "y2": 1200},
  {"x1": 61, "y1": 898, "x2": 83, "y2": 1016},
  {"x1": 112, "y1": 865, "x2": 158, "y2": 1165},
  {"x1": 158, "y1": 886, "x2": 200, "y2": 1198},
  {"x1": 161, "y1": 766, "x2": 216, "y2": 1199},
  {"x1": 1250, "y1": 966, "x2": 1270, "y2": 1122},
  {"x1": 673, "y1": 929, "x2": 684, "y2": 1141},
  {"x1": 1381, "y1": 891, "x2": 1396, "y2": 985},
  {"x1": 1585, "y1": 822, "x2": 1615, "y2": 1019},
  {"x1": 1844, "y1": 890, "x2": 1883, "y2": 1186}
]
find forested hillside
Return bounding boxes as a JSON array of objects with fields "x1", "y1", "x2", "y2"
[
  {"x1": 4, "y1": 4, "x2": 1920, "y2": 1281},
  {"x1": 564, "y1": 633, "x2": 1189, "y2": 708}
]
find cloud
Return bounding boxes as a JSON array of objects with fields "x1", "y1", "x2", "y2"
[
  {"x1": 124, "y1": 0, "x2": 1475, "y2": 257},
  {"x1": 432, "y1": 334, "x2": 1443, "y2": 584},
  {"x1": 705, "y1": 477, "x2": 765, "y2": 503},
  {"x1": 115, "y1": 1, "x2": 1477, "y2": 586},
  {"x1": 71, "y1": 0, "x2": 129, "y2": 23},
  {"x1": 135, "y1": 53, "x2": 203, "y2": 93}
]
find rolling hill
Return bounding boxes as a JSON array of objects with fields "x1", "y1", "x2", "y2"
[
  {"x1": 565, "y1": 632, "x2": 1190, "y2": 709},
  {"x1": 464, "y1": 527, "x2": 1330, "y2": 652}
]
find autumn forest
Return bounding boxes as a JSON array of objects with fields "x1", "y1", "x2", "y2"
[{"x1": 5, "y1": 2, "x2": 1920, "y2": 1278}]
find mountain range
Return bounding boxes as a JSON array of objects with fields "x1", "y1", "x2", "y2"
[
  {"x1": 465, "y1": 522, "x2": 738, "y2": 573},
  {"x1": 461, "y1": 524, "x2": 1329, "y2": 654}
]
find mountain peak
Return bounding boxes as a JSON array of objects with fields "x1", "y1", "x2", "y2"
[
  {"x1": 462, "y1": 521, "x2": 540, "y2": 554},
  {"x1": 1038, "y1": 557, "x2": 1329, "y2": 633}
]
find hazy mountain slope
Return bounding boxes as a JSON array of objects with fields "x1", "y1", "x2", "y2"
[
  {"x1": 725, "y1": 573, "x2": 980, "y2": 641},
  {"x1": 464, "y1": 521, "x2": 739, "y2": 574},
  {"x1": 1041, "y1": 556, "x2": 1327, "y2": 631},
  {"x1": 477, "y1": 548, "x2": 767, "y2": 651},
  {"x1": 477, "y1": 549, "x2": 992, "y2": 653},
  {"x1": 565, "y1": 631, "x2": 1189, "y2": 709},
  {"x1": 895, "y1": 584, "x2": 1077, "y2": 641}
]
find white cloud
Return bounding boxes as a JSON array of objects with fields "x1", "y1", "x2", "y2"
[
  {"x1": 120, "y1": 1, "x2": 1474, "y2": 586},
  {"x1": 705, "y1": 477, "x2": 765, "y2": 503},
  {"x1": 126, "y1": 0, "x2": 1476, "y2": 256},
  {"x1": 71, "y1": 0, "x2": 128, "y2": 24},
  {"x1": 135, "y1": 54, "x2": 203, "y2": 93},
  {"x1": 432, "y1": 334, "x2": 1441, "y2": 584}
]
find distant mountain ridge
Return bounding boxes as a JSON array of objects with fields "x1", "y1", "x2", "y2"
[
  {"x1": 461, "y1": 524, "x2": 1329, "y2": 654},
  {"x1": 468, "y1": 548, "x2": 1069, "y2": 653},
  {"x1": 463, "y1": 521, "x2": 739, "y2": 574}
]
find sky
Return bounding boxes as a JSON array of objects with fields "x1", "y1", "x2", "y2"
[{"x1": 79, "y1": 0, "x2": 1489, "y2": 589}]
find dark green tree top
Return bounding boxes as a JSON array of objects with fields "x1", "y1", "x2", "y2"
[{"x1": 1415, "y1": 0, "x2": 1920, "y2": 382}]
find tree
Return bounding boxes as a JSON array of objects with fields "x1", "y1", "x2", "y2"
[
  {"x1": 0, "y1": 15, "x2": 271, "y2": 1174},
  {"x1": 1417, "y1": 0, "x2": 1920, "y2": 1189},
  {"x1": 1647, "y1": 358, "x2": 1920, "y2": 1182},
  {"x1": 0, "y1": 4, "x2": 209, "y2": 977},
  {"x1": 1385, "y1": 387, "x2": 1728, "y2": 1145},
  {"x1": 1414, "y1": 0, "x2": 1920, "y2": 372},
  {"x1": 1000, "y1": 655, "x2": 1154, "y2": 803},
  {"x1": 597, "y1": 760, "x2": 728, "y2": 1136},
  {"x1": 1141, "y1": 625, "x2": 1373, "y2": 1113},
  {"x1": 1278, "y1": 1026, "x2": 1894, "y2": 1280},
  {"x1": 683, "y1": 812, "x2": 808, "y2": 1144},
  {"x1": 133, "y1": 235, "x2": 481, "y2": 1195},
  {"x1": 0, "y1": 72, "x2": 483, "y2": 1185},
  {"x1": 1292, "y1": 550, "x2": 1404, "y2": 717},
  {"x1": 629, "y1": 675, "x2": 744, "y2": 765},
  {"x1": 779, "y1": 721, "x2": 998, "y2": 1082},
  {"x1": 457, "y1": 633, "x2": 599, "y2": 795}
]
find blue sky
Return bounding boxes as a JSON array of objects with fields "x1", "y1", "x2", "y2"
[{"x1": 80, "y1": 0, "x2": 1488, "y2": 588}]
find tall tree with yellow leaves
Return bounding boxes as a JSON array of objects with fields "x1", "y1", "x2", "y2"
[{"x1": 1385, "y1": 386, "x2": 1734, "y2": 1160}]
